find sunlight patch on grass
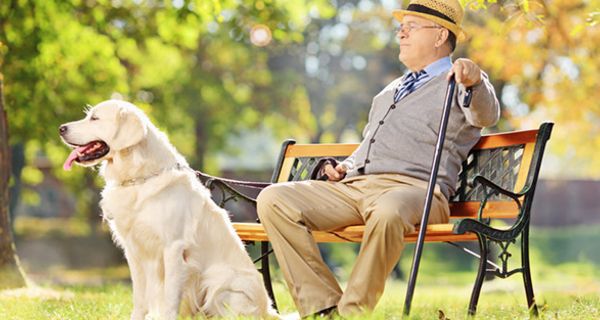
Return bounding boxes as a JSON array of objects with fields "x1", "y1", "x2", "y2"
[{"x1": 0, "y1": 286, "x2": 74, "y2": 300}]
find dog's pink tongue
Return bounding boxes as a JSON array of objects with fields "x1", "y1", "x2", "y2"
[{"x1": 63, "y1": 146, "x2": 87, "y2": 171}]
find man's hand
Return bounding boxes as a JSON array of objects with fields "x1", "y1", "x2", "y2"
[
  {"x1": 447, "y1": 58, "x2": 482, "y2": 87},
  {"x1": 323, "y1": 163, "x2": 347, "y2": 181}
]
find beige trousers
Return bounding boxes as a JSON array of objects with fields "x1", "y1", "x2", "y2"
[{"x1": 256, "y1": 173, "x2": 450, "y2": 317}]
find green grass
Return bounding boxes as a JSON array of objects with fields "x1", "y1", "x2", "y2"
[
  {"x1": 1, "y1": 275, "x2": 599, "y2": 319},
  {"x1": 3, "y1": 224, "x2": 599, "y2": 319},
  {"x1": 0, "y1": 284, "x2": 131, "y2": 320}
]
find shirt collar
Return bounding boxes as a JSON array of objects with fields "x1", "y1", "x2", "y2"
[{"x1": 422, "y1": 56, "x2": 452, "y2": 78}]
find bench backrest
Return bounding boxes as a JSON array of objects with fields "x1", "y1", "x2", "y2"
[{"x1": 270, "y1": 123, "x2": 553, "y2": 220}]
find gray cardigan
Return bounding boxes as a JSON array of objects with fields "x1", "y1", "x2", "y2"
[{"x1": 342, "y1": 72, "x2": 500, "y2": 199}]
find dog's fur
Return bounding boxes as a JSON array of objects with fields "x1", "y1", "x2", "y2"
[{"x1": 60, "y1": 100, "x2": 276, "y2": 319}]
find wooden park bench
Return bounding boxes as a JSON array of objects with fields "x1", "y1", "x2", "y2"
[{"x1": 196, "y1": 122, "x2": 553, "y2": 316}]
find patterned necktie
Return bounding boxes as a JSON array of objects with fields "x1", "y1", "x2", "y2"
[{"x1": 393, "y1": 70, "x2": 427, "y2": 103}]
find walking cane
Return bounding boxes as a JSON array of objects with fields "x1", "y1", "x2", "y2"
[{"x1": 403, "y1": 75, "x2": 461, "y2": 316}]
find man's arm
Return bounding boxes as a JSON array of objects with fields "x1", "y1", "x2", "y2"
[
  {"x1": 459, "y1": 72, "x2": 500, "y2": 127},
  {"x1": 448, "y1": 58, "x2": 500, "y2": 128}
]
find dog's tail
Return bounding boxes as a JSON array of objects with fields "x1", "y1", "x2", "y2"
[
  {"x1": 179, "y1": 272, "x2": 207, "y2": 317},
  {"x1": 200, "y1": 265, "x2": 273, "y2": 317}
]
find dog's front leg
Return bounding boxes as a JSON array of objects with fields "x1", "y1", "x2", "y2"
[
  {"x1": 161, "y1": 240, "x2": 188, "y2": 320},
  {"x1": 125, "y1": 249, "x2": 148, "y2": 320}
]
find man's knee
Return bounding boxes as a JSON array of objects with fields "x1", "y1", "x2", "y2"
[
  {"x1": 369, "y1": 208, "x2": 404, "y2": 226},
  {"x1": 256, "y1": 184, "x2": 287, "y2": 222},
  {"x1": 367, "y1": 205, "x2": 414, "y2": 236}
]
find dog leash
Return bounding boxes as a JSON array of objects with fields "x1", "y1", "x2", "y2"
[{"x1": 195, "y1": 171, "x2": 271, "y2": 189}]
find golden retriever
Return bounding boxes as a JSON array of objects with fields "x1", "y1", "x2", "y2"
[{"x1": 59, "y1": 100, "x2": 276, "y2": 319}]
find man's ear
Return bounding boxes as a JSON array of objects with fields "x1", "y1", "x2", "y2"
[
  {"x1": 435, "y1": 28, "x2": 450, "y2": 48},
  {"x1": 111, "y1": 108, "x2": 147, "y2": 150}
]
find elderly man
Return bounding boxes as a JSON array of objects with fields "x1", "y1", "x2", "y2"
[{"x1": 257, "y1": 0, "x2": 500, "y2": 317}]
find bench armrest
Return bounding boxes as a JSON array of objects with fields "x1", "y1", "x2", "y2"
[
  {"x1": 196, "y1": 171, "x2": 271, "y2": 208},
  {"x1": 452, "y1": 218, "x2": 523, "y2": 241},
  {"x1": 471, "y1": 175, "x2": 521, "y2": 201},
  {"x1": 454, "y1": 175, "x2": 528, "y2": 241}
]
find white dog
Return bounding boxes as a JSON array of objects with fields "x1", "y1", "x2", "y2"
[{"x1": 59, "y1": 100, "x2": 277, "y2": 319}]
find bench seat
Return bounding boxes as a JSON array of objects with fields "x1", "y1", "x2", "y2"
[{"x1": 233, "y1": 222, "x2": 478, "y2": 243}]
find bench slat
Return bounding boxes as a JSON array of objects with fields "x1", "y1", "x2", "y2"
[
  {"x1": 282, "y1": 128, "x2": 540, "y2": 159},
  {"x1": 233, "y1": 222, "x2": 478, "y2": 243},
  {"x1": 514, "y1": 142, "x2": 535, "y2": 193},
  {"x1": 449, "y1": 201, "x2": 520, "y2": 218},
  {"x1": 234, "y1": 200, "x2": 519, "y2": 244},
  {"x1": 471, "y1": 129, "x2": 538, "y2": 149},
  {"x1": 285, "y1": 143, "x2": 359, "y2": 157}
]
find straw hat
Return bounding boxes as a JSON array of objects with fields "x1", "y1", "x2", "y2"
[{"x1": 393, "y1": 0, "x2": 466, "y2": 41}]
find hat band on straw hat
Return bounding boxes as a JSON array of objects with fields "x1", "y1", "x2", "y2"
[{"x1": 406, "y1": 4, "x2": 455, "y2": 24}]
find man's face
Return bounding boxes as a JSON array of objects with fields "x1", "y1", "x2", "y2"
[{"x1": 397, "y1": 15, "x2": 442, "y2": 70}]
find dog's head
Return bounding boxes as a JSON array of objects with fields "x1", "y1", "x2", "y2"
[{"x1": 59, "y1": 100, "x2": 148, "y2": 170}]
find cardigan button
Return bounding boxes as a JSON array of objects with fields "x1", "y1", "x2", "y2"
[
  {"x1": 370, "y1": 139, "x2": 375, "y2": 143},
  {"x1": 365, "y1": 159, "x2": 371, "y2": 164},
  {"x1": 390, "y1": 104, "x2": 396, "y2": 109},
  {"x1": 379, "y1": 120, "x2": 384, "y2": 125}
]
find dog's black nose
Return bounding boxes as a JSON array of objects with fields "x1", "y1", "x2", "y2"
[{"x1": 59, "y1": 125, "x2": 68, "y2": 135}]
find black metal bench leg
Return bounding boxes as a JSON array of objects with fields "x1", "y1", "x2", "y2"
[
  {"x1": 260, "y1": 241, "x2": 278, "y2": 311},
  {"x1": 468, "y1": 234, "x2": 488, "y2": 316},
  {"x1": 521, "y1": 227, "x2": 538, "y2": 317}
]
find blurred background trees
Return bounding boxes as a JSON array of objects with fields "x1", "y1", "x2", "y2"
[{"x1": 1, "y1": 0, "x2": 599, "y2": 284}]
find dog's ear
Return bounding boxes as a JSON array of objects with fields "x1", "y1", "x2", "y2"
[{"x1": 111, "y1": 107, "x2": 147, "y2": 150}]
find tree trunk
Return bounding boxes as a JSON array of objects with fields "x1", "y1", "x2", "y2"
[
  {"x1": 0, "y1": 73, "x2": 27, "y2": 289},
  {"x1": 9, "y1": 143, "x2": 24, "y2": 229}
]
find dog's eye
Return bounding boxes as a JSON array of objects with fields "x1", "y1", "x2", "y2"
[{"x1": 90, "y1": 115, "x2": 99, "y2": 121}]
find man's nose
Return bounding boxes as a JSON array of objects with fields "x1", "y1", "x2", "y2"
[{"x1": 59, "y1": 125, "x2": 68, "y2": 136}]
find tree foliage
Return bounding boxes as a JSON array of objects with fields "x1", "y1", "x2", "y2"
[
  {"x1": 0, "y1": 0, "x2": 598, "y2": 235},
  {"x1": 0, "y1": 0, "x2": 332, "y2": 226},
  {"x1": 0, "y1": 0, "x2": 330, "y2": 167},
  {"x1": 463, "y1": 0, "x2": 600, "y2": 177}
]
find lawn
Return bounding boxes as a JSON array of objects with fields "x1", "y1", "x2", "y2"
[
  {"x1": 1, "y1": 274, "x2": 598, "y2": 319},
  {"x1": 2, "y1": 225, "x2": 599, "y2": 319}
]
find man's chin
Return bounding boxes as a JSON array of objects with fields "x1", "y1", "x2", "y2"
[{"x1": 398, "y1": 53, "x2": 408, "y2": 66}]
